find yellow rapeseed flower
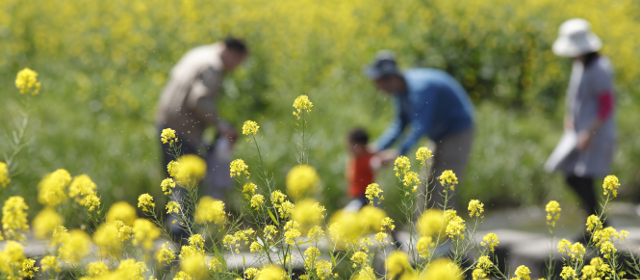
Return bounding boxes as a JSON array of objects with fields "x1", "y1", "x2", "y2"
[
  {"x1": 106, "y1": 201, "x2": 138, "y2": 226},
  {"x1": 393, "y1": 156, "x2": 411, "y2": 179},
  {"x1": 417, "y1": 236, "x2": 434, "y2": 258},
  {"x1": 137, "y1": 193, "x2": 155, "y2": 212},
  {"x1": 0, "y1": 162, "x2": 10, "y2": 188},
  {"x1": 403, "y1": 171, "x2": 421, "y2": 193},
  {"x1": 156, "y1": 242, "x2": 176, "y2": 265},
  {"x1": 161, "y1": 178, "x2": 176, "y2": 195},
  {"x1": 381, "y1": 217, "x2": 395, "y2": 231},
  {"x1": 209, "y1": 256, "x2": 224, "y2": 272},
  {"x1": 514, "y1": 265, "x2": 531, "y2": 280},
  {"x1": 468, "y1": 199, "x2": 484, "y2": 217},
  {"x1": 472, "y1": 268, "x2": 487, "y2": 280},
  {"x1": 93, "y1": 223, "x2": 123, "y2": 258},
  {"x1": 600, "y1": 241, "x2": 616, "y2": 258},
  {"x1": 586, "y1": 215, "x2": 602, "y2": 232},
  {"x1": 161, "y1": 128, "x2": 178, "y2": 145},
  {"x1": 181, "y1": 252, "x2": 207, "y2": 279},
  {"x1": 68, "y1": 174, "x2": 100, "y2": 211},
  {"x1": 545, "y1": 200, "x2": 561, "y2": 227},
  {"x1": 15, "y1": 68, "x2": 41, "y2": 95},
  {"x1": 350, "y1": 251, "x2": 368, "y2": 268},
  {"x1": 477, "y1": 255, "x2": 493, "y2": 270},
  {"x1": 242, "y1": 183, "x2": 258, "y2": 199},
  {"x1": 32, "y1": 207, "x2": 63, "y2": 240},
  {"x1": 284, "y1": 221, "x2": 301, "y2": 246},
  {"x1": 166, "y1": 201, "x2": 180, "y2": 214},
  {"x1": 37, "y1": 169, "x2": 72, "y2": 207},
  {"x1": 559, "y1": 266, "x2": 576, "y2": 280},
  {"x1": 250, "y1": 241, "x2": 263, "y2": 253},
  {"x1": 2, "y1": 196, "x2": 29, "y2": 241},
  {"x1": 439, "y1": 170, "x2": 458, "y2": 191},
  {"x1": 446, "y1": 215, "x2": 466, "y2": 240},
  {"x1": 416, "y1": 147, "x2": 433, "y2": 167},
  {"x1": 481, "y1": 233, "x2": 499, "y2": 253},
  {"x1": 230, "y1": 159, "x2": 249, "y2": 178},
  {"x1": 602, "y1": 175, "x2": 620, "y2": 197},
  {"x1": 365, "y1": 183, "x2": 384, "y2": 205},
  {"x1": 20, "y1": 259, "x2": 38, "y2": 278},
  {"x1": 250, "y1": 194, "x2": 265, "y2": 210},
  {"x1": 194, "y1": 196, "x2": 226, "y2": 226},
  {"x1": 242, "y1": 120, "x2": 260, "y2": 136},
  {"x1": 292, "y1": 95, "x2": 313, "y2": 119},
  {"x1": 286, "y1": 164, "x2": 320, "y2": 200},
  {"x1": 51, "y1": 225, "x2": 69, "y2": 247}
]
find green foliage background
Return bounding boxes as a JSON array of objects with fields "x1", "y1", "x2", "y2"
[{"x1": 1, "y1": 0, "x2": 640, "y2": 221}]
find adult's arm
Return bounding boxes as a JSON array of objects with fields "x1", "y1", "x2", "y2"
[
  {"x1": 372, "y1": 99, "x2": 408, "y2": 152},
  {"x1": 398, "y1": 90, "x2": 436, "y2": 155}
]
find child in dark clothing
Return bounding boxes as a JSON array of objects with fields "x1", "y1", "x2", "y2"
[{"x1": 345, "y1": 128, "x2": 381, "y2": 211}]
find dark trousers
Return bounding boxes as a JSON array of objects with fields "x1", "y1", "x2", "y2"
[{"x1": 565, "y1": 175, "x2": 598, "y2": 216}]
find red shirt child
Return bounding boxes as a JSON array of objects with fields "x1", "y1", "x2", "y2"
[{"x1": 346, "y1": 128, "x2": 381, "y2": 199}]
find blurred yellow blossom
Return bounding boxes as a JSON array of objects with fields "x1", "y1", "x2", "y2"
[
  {"x1": 2, "y1": 196, "x2": 29, "y2": 241},
  {"x1": 257, "y1": 265, "x2": 286, "y2": 280},
  {"x1": 417, "y1": 209, "x2": 445, "y2": 237},
  {"x1": 161, "y1": 128, "x2": 178, "y2": 145},
  {"x1": 181, "y1": 252, "x2": 208, "y2": 279},
  {"x1": 293, "y1": 95, "x2": 313, "y2": 119},
  {"x1": 602, "y1": 175, "x2": 620, "y2": 197},
  {"x1": 37, "y1": 169, "x2": 72, "y2": 207},
  {"x1": 15, "y1": 68, "x2": 41, "y2": 95},
  {"x1": 132, "y1": 219, "x2": 160, "y2": 250},
  {"x1": 40, "y1": 255, "x2": 60, "y2": 273},
  {"x1": 292, "y1": 198, "x2": 326, "y2": 229},
  {"x1": 172, "y1": 155, "x2": 207, "y2": 187},
  {"x1": 559, "y1": 266, "x2": 575, "y2": 280},
  {"x1": 468, "y1": 199, "x2": 484, "y2": 217},
  {"x1": 51, "y1": 225, "x2": 69, "y2": 247},
  {"x1": 230, "y1": 159, "x2": 249, "y2": 178},
  {"x1": 0, "y1": 162, "x2": 10, "y2": 188},
  {"x1": 545, "y1": 200, "x2": 561, "y2": 227},
  {"x1": 106, "y1": 201, "x2": 138, "y2": 226},
  {"x1": 20, "y1": 259, "x2": 38, "y2": 278},
  {"x1": 250, "y1": 241, "x2": 263, "y2": 253},
  {"x1": 161, "y1": 178, "x2": 176, "y2": 195},
  {"x1": 422, "y1": 258, "x2": 463, "y2": 280},
  {"x1": 350, "y1": 251, "x2": 368, "y2": 268},
  {"x1": 286, "y1": 164, "x2": 320, "y2": 200},
  {"x1": 59, "y1": 229, "x2": 92, "y2": 264},
  {"x1": 242, "y1": 183, "x2": 258, "y2": 199},
  {"x1": 32, "y1": 207, "x2": 63, "y2": 240},
  {"x1": 417, "y1": 236, "x2": 434, "y2": 258},
  {"x1": 194, "y1": 196, "x2": 226, "y2": 226},
  {"x1": 242, "y1": 120, "x2": 260, "y2": 136},
  {"x1": 68, "y1": 174, "x2": 100, "y2": 211},
  {"x1": 137, "y1": 193, "x2": 155, "y2": 212},
  {"x1": 93, "y1": 223, "x2": 123, "y2": 257},
  {"x1": 386, "y1": 251, "x2": 411, "y2": 279},
  {"x1": 209, "y1": 257, "x2": 224, "y2": 272},
  {"x1": 416, "y1": 147, "x2": 433, "y2": 167}
]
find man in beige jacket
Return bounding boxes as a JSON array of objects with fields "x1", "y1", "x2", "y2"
[{"x1": 156, "y1": 38, "x2": 247, "y2": 242}]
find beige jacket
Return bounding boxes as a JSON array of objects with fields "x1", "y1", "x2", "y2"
[{"x1": 156, "y1": 43, "x2": 229, "y2": 149}]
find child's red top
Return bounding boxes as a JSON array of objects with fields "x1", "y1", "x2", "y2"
[{"x1": 346, "y1": 152, "x2": 375, "y2": 197}]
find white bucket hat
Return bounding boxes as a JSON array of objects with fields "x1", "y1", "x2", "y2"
[{"x1": 552, "y1": 18, "x2": 602, "y2": 57}]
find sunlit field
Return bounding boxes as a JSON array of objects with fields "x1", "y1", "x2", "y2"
[{"x1": 1, "y1": 0, "x2": 640, "y2": 279}]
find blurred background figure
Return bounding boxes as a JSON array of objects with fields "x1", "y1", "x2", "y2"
[
  {"x1": 363, "y1": 50, "x2": 475, "y2": 211},
  {"x1": 156, "y1": 37, "x2": 249, "y2": 240},
  {"x1": 343, "y1": 128, "x2": 382, "y2": 211},
  {"x1": 545, "y1": 19, "x2": 616, "y2": 224}
]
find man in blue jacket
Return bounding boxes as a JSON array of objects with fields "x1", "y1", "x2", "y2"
[{"x1": 364, "y1": 50, "x2": 475, "y2": 210}]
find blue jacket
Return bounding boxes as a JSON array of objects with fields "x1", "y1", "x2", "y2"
[{"x1": 374, "y1": 68, "x2": 474, "y2": 155}]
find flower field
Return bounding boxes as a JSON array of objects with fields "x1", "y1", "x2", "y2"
[{"x1": 2, "y1": 0, "x2": 640, "y2": 279}]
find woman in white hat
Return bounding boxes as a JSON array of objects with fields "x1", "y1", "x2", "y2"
[{"x1": 545, "y1": 18, "x2": 616, "y2": 222}]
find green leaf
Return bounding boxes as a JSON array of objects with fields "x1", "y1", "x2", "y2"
[{"x1": 267, "y1": 208, "x2": 279, "y2": 226}]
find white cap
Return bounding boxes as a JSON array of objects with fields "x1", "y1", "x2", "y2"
[{"x1": 552, "y1": 18, "x2": 602, "y2": 57}]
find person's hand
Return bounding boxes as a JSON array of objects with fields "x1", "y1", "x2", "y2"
[
  {"x1": 564, "y1": 116, "x2": 575, "y2": 131},
  {"x1": 577, "y1": 130, "x2": 591, "y2": 151},
  {"x1": 378, "y1": 149, "x2": 399, "y2": 167}
]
